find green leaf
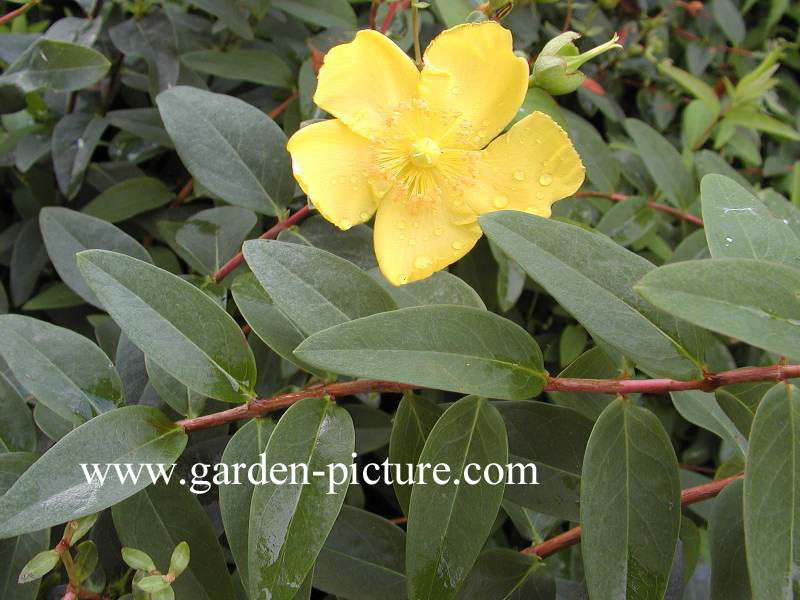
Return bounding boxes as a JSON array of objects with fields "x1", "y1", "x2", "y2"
[
  {"x1": 159, "y1": 206, "x2": 256, "y2": 276},
  {"x1": 145, "y1": 357, "x2": 206, "y2": 419},
  {"x1": 314, "y1": 505, "x2": 406, "y2": 600},
  {"x1": 548, "y1": 347, "x2": 619, "y2": 421},
  {"x1": 388, "y1": 393, "x2": 444, "y2": 516},
  {"x1": 624, "y1": 118, "x2": 694, "y2": 208},
  {"x1": 244, "y1": 240, "x2": 396, "y2": 336},
  {"x1": 181, "y1": 49, "x2": 292, "y2": 89},
  {"x1": 271, "y1": 0, "x2": 357, "y2": 28},
  {"x1": 712, "y1": 0, "x2": 746, "y2": 44},
  {"x1": 219, "y1": 418, "x2": 274, "y2": 586},
  {"x1": 295, "y1": 305, "x2": 547, "y2": 400},
  {"x1": 106, "y1": 108, "x2": 173, "y2": 148},
  {"x1": 495, "y1": 400, "x2": 592, "y2": 520},
  {"x1": 564, "y1": 110, "x2": 619, "y2": 193},
  {"x1": 0, "y1": 406, "x2": 187, "y2": 538},
  {"x1": 722, "y1": 108, "x2": 800, "y2": 142},
  {"x1": 10, "y1": 219, "x2": 48, "y2": 308},
  {"x1": 635, "y1": 258, "x2": 800, "y2": 359},
  {"x1": 347, "y1": 405, "x2": 392, "y2": 455},
  {"x1": 0, "y1": 452, "x2": 37, "y2": 495},
  {"x1": 682, "y1": 99, "x2": 718, "y2": 150},
  {"x1": 113, "y1": 480, "x2": 235, "y2": 600},
  {"x1": 702, "y1": 174, "x2": 800, "y2": 266},
  {"x1": 432, "y1": 0, "x2": 474, "y2": 27},
  {"x1": 671, "y1": 390, "x2": 748, "y2": 457},
  {"x1": 81, "y1": 177, "x2": 174, "y2": 223},
  {"x1": 406, "y1": 396, "x2": 508, "y2": 600},
  {"x1": 744, "y1": 383, "x2": 800, "y2": 599},
  {"x1": 0, "y1": 391, "x2": 34, "y2": 456},
  {"x1": 0, "y1": 39, "x2": 110, "y2": 93},
  {"x1": 657, "y1": 59, "x2": 720, "y2": 117},
  {"x1": 595, "y1": 196, "x2": 657, "y2": 247},
  {"x1": 156, "y1": 86, "x2": 293, "y2": 216},
  {"x1": 77, "y1": 250, "x2": 257, "y2": 403},
  {"x1": 0, "y1": 315, "x2": 122, "y2": 425},
  {"x1": 0, "y1": 528, "x2": 49, "y2": 600},
  {"x1": 455, "y1": 549, "x2": 548, "y2": 599},
  {"x1": 709, "y1": 479, "x2": 750, "y2": 599},
  {"x1": 52, "y1": 113, "x2": 107, "y2": 200},
  {"x1": 122, "y1": 547, "x2": 157, "y2": 573},
  {"x1": 40, "y1": 207, "x2": 151, "y2": 308},
  {"x1": 231, "y1": 273, "x2": 325, "y2": 377},
  {"x1": 188, "y1": 0, "x2": 253, "y2": 39},
  {"x1": 581, "y1": 399, "x2": 681, "y2": 599},
  {"x1": 369, "y1": 268, "x2": 485, "y2": 310},
  {"x1": 248, "y1": 397, "x2": 354, "y2": 600},
  {"x1": 277, "y1": 215, "x2": 377, "y2": 270},
  {"x1": 480, "y1": 212, "x2": 704, "y2": 379},
  {"x1": 16, "y1": 548, "x2": 58, "y2": 584},
  {"x1": 22, "y1": 283, "x2": 84, "y2": 311}
]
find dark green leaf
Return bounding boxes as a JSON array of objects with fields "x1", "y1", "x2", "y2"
[
  {"x1": 455, "y1": 549, "x2": 547, "y2": 600},
  {"x1": 635, "y1": 258, "x2": 800, "y2": 359},
  {"x1": 40, "y1": 207, "x2": 151, "y2": 308},
  {"x1": 671, "y1": 390, "x2": 748, "y2": 457},
  {"x1": 181, "y1": 49, "x2": 292, "y2": 88},
  {"x1": 81, "y1": 177, "x2": 174, "y2": 223},
  {"x1": 156, "y1": 86, "x2": 293, "y2": 216},
  {"x1": 52, "y1": 113, "x2": 107, "y2": 199},
  {"x1": 709, "y1": 479, "x2": 750, "y2": 599},
  {"x1": 744, "y1": 383, "x2": 800, "y2": 599},
  {"x1": 370, "y1": 268, "x2": 486, "y2": 309},
  {"x1": 77, "y1": 250, "x2": 257, "y2": 403},
  {"x1": 547, "y1": 347, "x2": 619, "y2": 421},
  {"x1": 406, "y1": 396, "x2": 508, "y2": 600},
  {"x1": 0, "y1": 369, "x2": 35, "y2": 452},
  {"x1": 249, "y1": 397, "x2": 354, "y2": 600},
  {"x1": 581, "y1": 399, "x2": 681, "y2": 599},
  {"x1": 113, "y1": 480, "x2": 235, "y2": 600},
  {"x1": 0, "y1": 528, "x2": 49, "y2": 600},
  {"x1": 0, "y1": 315, "x2": 122, "y2": 425},
  {"x1": 271, "y1": 0, "x2": 357, "y2": 28},
  {"x1": 0, "y1": 406, "x2": 187, "y2": 538},
  {"x1": 244, "y1": 239, "x2": 396, "y2": 335},
  {"x1": 295, "y1": 305, "x2": 547, "y2": 400}
]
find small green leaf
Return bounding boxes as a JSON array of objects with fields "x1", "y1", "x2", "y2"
[
  {"x1": 581, "y1": 399, "x2": 681, "y2": 599},
  {"x1": 77, "y1": 250, "x2": 257, "y2": 403},
  {"x1": 406, "y1": 396, "x2": 508, "y2": 600},
  {"x1": 671, "y1": 390, "x2": 748, "y2": 458},
  {"x1": 168, "y1": 542, "x2": 190, "y2": 579},
  {"x1": 0, "y1": 406, "x2": 187, "y2": 538},
  {"x1": 73, "y1": 540, "x2": 98, "y2": 583},
  {"x1": 295, "y1": 305, "x2": 546, "y2": 400},
  {"x1": 122, "y1": 547, "x2": 157, "y2": 573},
  {"x1": 249, "y1": 397, "x2": 354, "y2": 600},
  {"x1": 744, "y1": 383, "x2": 800, "y2": 599},
  {"x1": 17, "y1": 549, "x2": 59, "y2": 584},
  {"x1": 138, "y1": 575, "x2": 170, "y2": 593}
]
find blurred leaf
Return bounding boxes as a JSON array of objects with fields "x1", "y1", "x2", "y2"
[
  {"x1": 406, "y1": 396, "x2": 507, "y2": 600},
  {"x1": 295, "y1": 305, "x2": 547, "y2": 400},
  {"x1": 581, "y1": 399, "x2": 681, "y2": 600},
  {"x1": 657, "y1": 60, "x2": 720, "y2": 117},
  {"x1": 272, "y1": 0, "x2": 358, "y2": 28},
  {"x1": 189, "y1": 0, "x2": 253, "y2": 39},
  {"x1": 249, "y1": 397, "x2": 354, "y2": 600},
  {"x1": 0, "y1": 528, "x2": 49, "y2": 599},
  {"x1": 77, "y1": 250, "x2": 257, "y2": 403},
  {"x1": 564, "y1": 110, "x2": 618, "y2": 193},
  {"x1": 744, "y1": 383, "x2": 800, "y2": 599},
  {"x1": 156, "y1": 86, "x2": 293, "y2": 216},
  {"x1": 0, "y1": 406, "x2": 187, "y2": 538},
  {"x1": 181, "y1": 49, "x2": 292, "y2": 88},
  {"x1": 711, "y1": 0, "x2": 745, "y2": 44},
  {"x1": 709, "y1": 479, "x2": 750, "y2": 599}
]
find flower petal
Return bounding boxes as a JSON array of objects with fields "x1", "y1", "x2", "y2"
[
  {"x1": 456, "y1": 112, "x2": 585, "y2": 217},
  {"x1": 314, "y1": 30, "x2": 420, "y2": 140},
  {"x1": 420, "y1": 22, "x2": 529, "y2": 149},
  {"x1": 373, "y1": 189, "x2": 482, "y2": 285},
  {"x1": 287, "y1": 119, "x2": 379, "y2": 229}
]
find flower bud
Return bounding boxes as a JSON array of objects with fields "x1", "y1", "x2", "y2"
[{"x1": 531, "y1": 32, "x2": 622, "y2": 95}]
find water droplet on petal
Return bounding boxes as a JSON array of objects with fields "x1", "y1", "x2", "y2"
[
  {"x1": 492, "y1": 195, "x2": 509, "y2": 208},
  {"x1": 397, "y1": 221, "x2": 406, "y2": 230},
  {"x1": 434, "y1": 227, "x2": 443, "y2": 236},
  {"x1": 338, "y1": 177, "x2": 346, "y2": 184},
  {"x1": 452, "y1": 241, "x2": 464, "y2": 250},
  {"x1": 536, "y1": 192, "x2": 545, "y2": 200},
  {"x1": 408, "y1": 238, "x2": 417, "y2": 246},
  {"x1": 414, "y1": 256, "x2": 432, "y2": 269},
  {"x1": 360, "y1": 212, "x2": 369, "y2": 221},
  {"x1": 339, "y1": 218, "x2": 352, "y2": 230},
  {"x1": 514, "y1": 170, "x2": 525, "y2": 181},
  {"x1": 539, "y1": 174, "x2": 553, "y2": 186}
]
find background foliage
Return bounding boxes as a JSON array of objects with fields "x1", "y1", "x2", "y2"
[{"x1": 0, "y1": 0, "x2": 799, "y2": 598}]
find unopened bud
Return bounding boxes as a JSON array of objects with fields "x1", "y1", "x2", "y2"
[{"x1": 532, "y1": 32, "x2": 622, "y2": 95}]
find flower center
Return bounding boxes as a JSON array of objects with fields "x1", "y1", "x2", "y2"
[{"x1": 409, "y1": 138, "x2": 441, "y2": 168}]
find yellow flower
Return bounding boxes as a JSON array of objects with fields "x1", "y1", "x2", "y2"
[{"x1": 287, "y1": 22, "x2": 585, "y2": 285}]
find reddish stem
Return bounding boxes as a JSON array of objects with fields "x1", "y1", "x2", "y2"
[
  {"x1": 576, "y1": 191, "x2": 705, "y2": 227},
  {"x1": 212, "y1": 204, "x2": 312, "y2": 283},
  {"x1": 171, "y1": 178, "x2": 194, "y2": 208},
  {"x1": 521, "y1": 473, "x2": 743, "y2": 558},
  {"x1": 175, "y1": 364, "x2": 799, "y2": 433},
  {"x1": 0, "y1": 0, "x2": 38, "y2": 26},
  {"x1": 268, "y1": 90, "x2": 299, "y2": 120},
  {"x1": 380, "y1": 0, "x2": 408, "y2": 34}
]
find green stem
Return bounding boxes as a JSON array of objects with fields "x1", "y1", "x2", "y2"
[{"x1": 412, "y1": 3, "x2": 422, "y2": 68}]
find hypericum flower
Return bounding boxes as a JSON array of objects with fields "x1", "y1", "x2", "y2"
[{"x1": 287, "y1": 22, "x2": 585, "y2": 285}]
